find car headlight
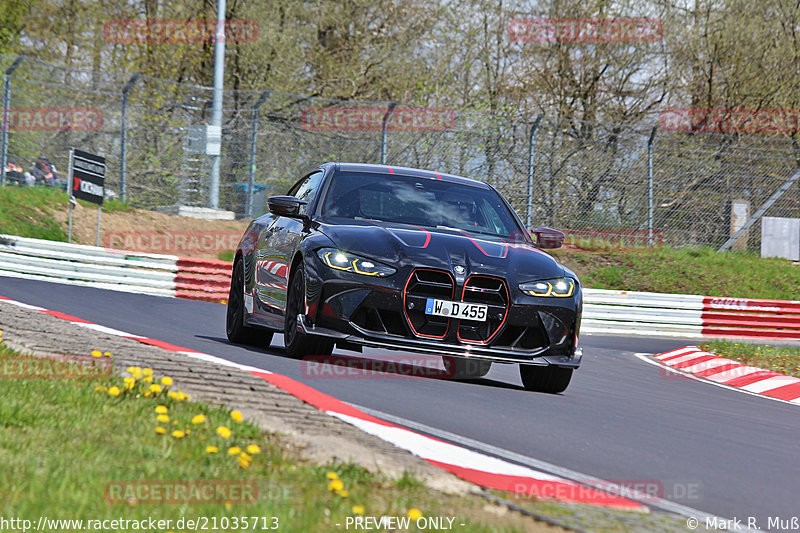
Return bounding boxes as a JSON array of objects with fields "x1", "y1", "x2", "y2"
[
  {"x1": 519, "y1": 278, "x2": 575, "y2": 297},
  {"x1": 316, "y1": 248, "x2": 396, "y2": 277}
]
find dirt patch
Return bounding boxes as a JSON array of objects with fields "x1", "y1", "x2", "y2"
[{"x1": 63, "y1": 202, "x2": 249, "y2": 259}]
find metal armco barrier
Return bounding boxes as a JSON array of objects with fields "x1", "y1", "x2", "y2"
[
  {"x1": 0, "y1": 234, "x2": 231, "y2": 303},
  {"x1": 583, "y1": 288, "x2": 800, "y2": 340},
  {"x1": 2, "y1": 234, "x2": 799, "y2": 340}
]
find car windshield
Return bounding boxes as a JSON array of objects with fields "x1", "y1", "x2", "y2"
[{"x1": 321, "y1": 171, "x2": 525, "y2": 240}]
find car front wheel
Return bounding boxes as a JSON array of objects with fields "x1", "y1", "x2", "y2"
[
  {"x1": 284, "y1": 263, "x2": 334, "y2": 358},
  {"x1": 519, "y1": 365, "x2": 573, "y2": 393},
  {"x1": 226, "y1": 257, "x2": 273, "y2": 347}
]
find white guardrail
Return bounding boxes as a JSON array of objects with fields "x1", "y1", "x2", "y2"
[
  {"x1": 2, "y1": 234, "x2": 799, "y2": 340},
  {"x1": 581, "y1": 288, "x2": 704, "y2": 337}
]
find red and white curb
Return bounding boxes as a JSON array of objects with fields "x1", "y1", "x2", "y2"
[
  {"x1": 0, "y1": 293, "x2": 642, "y2": 511},
  {"x1": 651, "y1": 346, "x2": 800, "y2": 404}
]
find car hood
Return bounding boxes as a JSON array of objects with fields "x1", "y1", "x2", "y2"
[{"x1": 317, "y1": 218, "x2": 567, "y2": 281}]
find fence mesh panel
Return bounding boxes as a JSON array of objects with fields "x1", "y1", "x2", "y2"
[{"x1": 2, "y1": 54, "x2": 799, "y2": 251}]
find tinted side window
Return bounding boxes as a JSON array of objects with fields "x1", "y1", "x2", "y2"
[{"x1": 287, "y1": 171, "x2": 324, "y2": 216}]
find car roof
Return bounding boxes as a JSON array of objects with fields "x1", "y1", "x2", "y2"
[{"x1": 321, "y1": 162, "x2": 491, "y2": 189}]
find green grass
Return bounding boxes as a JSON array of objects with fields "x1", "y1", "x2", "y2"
[
  {"x1": 0, "y1": 185, "x2": 68, "y2": 241},
  {"x1": 700, "y1": 340, "x2": 800, "y2": 378},
  {"x1": 0, "y1": 343, "x2": 526, "y2": 533},
  {"x1": 554, "y1": 246, "x2": 800, "y2": 299}
]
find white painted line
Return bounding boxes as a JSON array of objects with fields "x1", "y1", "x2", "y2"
[{"x1": 348, "y1": 402, "x2": 754, "y2": 530}]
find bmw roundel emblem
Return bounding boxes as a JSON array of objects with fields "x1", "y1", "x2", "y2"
[{"x1": 454, "y1": 266, "x2": 466, "y2": 275}]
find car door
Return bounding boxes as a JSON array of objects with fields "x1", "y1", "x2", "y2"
[{"x1": 254, "y1": 170, "x2": 325, "y2": 322}]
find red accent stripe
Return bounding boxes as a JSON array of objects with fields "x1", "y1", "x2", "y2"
[
  {"x1": 426, "y1": 461, "x2": 643, "y2": 510},
  {"x1": 760, "y1": 382, "x2": 800, "y2": 401},
  {"x1": 702, "y1": 326, "x2": 800, "y2": 339},
  {"x1": 659, "y1": 349, "x2": 702, "y2": 362},
  {"x1": 703, "y1": 296, "x2": 800, "y2": 314},
  {"x1": 41, "y1": 310, "x2": 92, "y2": 323},
  {"x1": 127, "y1": 336, "x2": 203, "y2": 353},
  {"x1": 723, "y1": 371, "x2": 783, "y2": 387},
  {"x1": 434, "y1": 172, "x2": 443, "y2": 180},
  {"x1": 673, "y1": 354, "x2": 718, "y2": 369},
  {"x1": 249, "y1": 370, "x2": 392, "y2": 426},
  {"x1": 386, "y1": 166, "x2": 395, "y2": 174},
  {"x1": 694, "y1": 363, "x2": 744, "y2": 377}
]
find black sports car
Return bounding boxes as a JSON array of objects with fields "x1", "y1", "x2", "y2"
[{"x1": 227, "y1": 162, "x2": 582, "y2": 393}]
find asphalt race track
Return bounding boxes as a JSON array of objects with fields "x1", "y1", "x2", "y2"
[{"x1": 2, "y1": 275, "x2": 798, "y2": 528}]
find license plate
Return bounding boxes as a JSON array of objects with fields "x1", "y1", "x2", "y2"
[{"x1": 425, "y1": 298, "x2": 488, "y2": 322}]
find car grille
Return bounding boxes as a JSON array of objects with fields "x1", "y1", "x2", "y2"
[
  {"x1": 404, "y1": 269, "x2": 454, "y2": 338},
  {"x1": 457, "y1": 276, "x2": 508, "y2": 343}
]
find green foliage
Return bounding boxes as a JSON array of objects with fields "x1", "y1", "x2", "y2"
[
  {"x1": 0, "y1": 0, "x2": 26, "y2": 54},
  {"x1": 0, "y1": 185, "x2": 68, "y2": 241},
  {"x1": 701, "y1": 340, "x2": 800, "y2": 379},
  {"x1": 557, "y1": 246, "x2": 800, "y2": 300}
]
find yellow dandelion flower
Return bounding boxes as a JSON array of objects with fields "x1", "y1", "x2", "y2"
[
  {"x1": 216, "y1": 426, "x2": 232, "y2": 439},
  {"x1": 155, "y1": 405, "x2": 168, "y2": 414},
  {"x1": 246, "y1": 444, "x2": 260, "y2": 455},
  {"x1": 191, "y1": 414, "x2": 206, "y2": 425},
  {"x1": 326, "y1": 471, "x2": 339, "y2": 480},
  {"x1": 238, "y1": 456, "x2": 251, "y2": 469},
  {"x1": 108, "y1": 386, "x2": 120, "y2": 397},
  {"x1": 157, "y1": 414, "x2": 170, "y2": 423},
  {"x1": 327, "y1": 479, "x2": 344, "y2": 493},
  {"x1": 94, "y1": 386, "x2": 108, "y2": 393},
  {"x1": 228, "y1": 446, "x2": 242, "y2": 456},
  {"x1": 142, "y1": 376, "x2": 153, "y2": 383},
  {"x1": 230, "y1": 410, "x2": 243, "y2": 422},
  {"x1": 352, "y1": 505, "x2": 365, "y2": 515},
  {"x1": 172, "y1": 430, "x2": 185, "y2": 439},
  {"x1": 161, "y1": 376, "x2": 173, "y2": 386},
  {"x1": 91, "y1": 350, "x2": 102, "y2": 358},
  {"x1": 407, "y1": 508, "x2": 423, "y2": 520},
  {"x1": 126, "y1": 366, "x2": 141, "y2": 374},
  {"x1": 224, "y1": 501, "x2": 233, "y2": 511},
  {"x1": 239, "y1": 452, "x2": 252, "y2": 462},
  {"x1": 155, "y1": 427, "x2": 166, "y2": 435},
  {"x1": 143, "y1": 368, "x2": 153, "y2": 377},
  {"x1": 143, "y1": 390, "x2": 152, "y2": 398},
  {"x1": 206, "y1": 446, "x2": 219, "y2": 454},
  {"x1": 149, "y1": 384, "x2": 162, "y2": 394},
  {"x1": 103, "y1": 351, "x2": 112, "y2": 357},
  {"x1": 339, "y1": 490, "x2": 349, "y2": 498},
  {"x1": 123, "y1": 377, "x2": 135, "y2": 389}
]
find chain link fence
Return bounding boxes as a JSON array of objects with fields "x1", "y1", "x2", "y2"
[{"x1": 2, "y1": 54, "x2": 799, "y2": 251}]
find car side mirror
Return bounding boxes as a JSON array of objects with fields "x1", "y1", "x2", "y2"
[
  {"x1": 267, "y1": 195, "x2": 307, "y2": 218},
  {"x1": 530, "y1": 227, "x2": 565, "y2": 249}
]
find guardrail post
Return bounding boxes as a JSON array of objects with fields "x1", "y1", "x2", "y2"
[
  {"x1": 1, "y1": 55, "x2": 24, "y2": 187},
  {"x1": 647, "y1": 126, "x2": 657, "y2": 247},
  {"x1": 381, "y1": 102, "x2": 398, "y2": 165},
  {"x1": 119, "y1": 74, "x2": 140, "y2": 203},
  {"x1": 247, "y1": 89, "x2": 272, "y2": 217},
  {"x1": 526, "y1": 114, "x2": 544, "y2": 227}
]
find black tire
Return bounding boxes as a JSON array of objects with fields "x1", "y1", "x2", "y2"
[
  {"x1": 284, "y1": 262, "x2": 334, "y2": 358},
  {"x1": 519, "y1": 365, "x2": 573, "y2": 393},
  {"x1": 226, "y1": 258, "x2": 273, "y2": 346},
  {"x1": 442, "y1": 356, "x2": 492, "y2": 380}
]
